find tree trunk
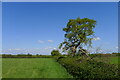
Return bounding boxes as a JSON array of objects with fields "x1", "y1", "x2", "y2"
[
  {"x1": 72, "y1": 42, "x2": 81, "y2": 57},
  {"x1": 72, "y1": 46, "x2": 76, "y2": 57},
  {"x1": 80, "y1": 48, "x2": 89, "y2": 57}
]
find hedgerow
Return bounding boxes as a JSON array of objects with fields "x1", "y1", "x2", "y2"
[
  {"x1": 57, "y1": 57, "x2": 119, "y2": 79},
  {"x1": 2, "y1": 54, "x2": 52, "y2": 58}
]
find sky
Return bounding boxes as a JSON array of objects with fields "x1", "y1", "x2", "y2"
[
  {"x1": 1, "y1": 0, "x2": 119, "y2": 2},
  {"x1": 2, "y1": 2, "x2": 118, "y2": 55}
]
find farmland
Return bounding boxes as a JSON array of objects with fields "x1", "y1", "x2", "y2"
[
  {"x1": 2, "y1": 58, "x2": 72, "y2": 78},
  {"x1": 2, "y1": 55, "x2": 119, "y2": 78}
]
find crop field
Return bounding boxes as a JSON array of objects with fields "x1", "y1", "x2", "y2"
[{"x1": 2, "y1": 58, "x2": 72, "y2": 78}]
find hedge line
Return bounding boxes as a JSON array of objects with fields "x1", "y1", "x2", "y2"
[
  {"x1": 2, "y1": 55, "x2": 52, "y2": 58},
  {"x1": 88, "y1": 53, "x2": 120, "y2": 58},
  {"x1": 57, "y1": 57, "x2": 119, "y2": 79}
]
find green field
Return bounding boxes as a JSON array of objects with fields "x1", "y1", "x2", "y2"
[
  {"x1": 93, "y1": 56, "x2": 119, "y2": 64},
  {"x1": 0, "y1": 58, "x2": 2, "y2": 78},
  {"x1": 2, "y1": 58, "x2": 72, "y2": 78},
  {"x1": 2, "y1": 57, "x2": 119, "y2": 78},
  {"x1": 110, "y1": 57, "x2": 119, "y2": 64}
]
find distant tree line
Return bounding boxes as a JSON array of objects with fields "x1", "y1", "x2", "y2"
[
  {"x1": 2, "y1": 53, "x2": 52, "y2": 58},
  {"x1": 1, "y1": 51, "x2": 120, "y2": 58}
]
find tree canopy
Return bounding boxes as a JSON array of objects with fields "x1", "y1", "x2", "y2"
[
  {"x1": 51, "y1": 50, "x2": 61, "y2": 56},
  {"x1": 59, "y1": 17, "x2": 96, "y2": 56}
]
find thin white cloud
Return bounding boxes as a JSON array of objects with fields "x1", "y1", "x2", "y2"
[
  {"x1": 53, "y1": 48, "x2": 57, "y2": 50},
  {"x1": 15, "y1": 48, "x2": 20, "y2": 50},
  {"x1": 47, "y1": 40, "x2": 53, "y2": 43},
  {"x1": 2, "y1": 47, "x2": 57, "y2": 55},
  {"x1": 92, "y1": 37, "x2": 100, "y2": 41},
  {"x1": 116, "y1": 46, "x2": 118, "y2": 49},
  {"x1": 38, "y1": 40, "x2": 44, "y2": 43}
]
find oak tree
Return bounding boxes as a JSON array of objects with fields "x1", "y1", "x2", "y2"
[{"x1": 59, "y1": 17, "x2": 96, "y2": 56}]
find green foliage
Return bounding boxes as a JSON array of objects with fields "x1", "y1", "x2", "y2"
[
  {"x1": 88, "y1": 54, "x2": 100, "y2": 58},
  {"x1": 57, "y1": 57, "x2": 119, "y2": 79},
  {"x1": 17, "y1": 53, "x2": 32, "y2": 56},
  {"x1": 2, "y1": 54, "x2": 12, "y2": 58},
  {"x1": 59, "y1": 17, "x2": 96, "y2": 56},
  {"x1": 51, "y1": 50, "x2": 61, "y2": 56},
  {"x1": 112, "y1": 53, "x2": 120, "y2": 56}
]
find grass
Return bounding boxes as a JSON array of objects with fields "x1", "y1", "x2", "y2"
[
  {"x1": 110, "y1": 57, "x2": 119, "y2": 64},
  {"x1": 0, "y1": 58, "x2": 1, "y2": 78},
  {"x1": 92, "y1": 56, "x2": 119, "y2": 64},
  {"x1": 2, "y1": 56, "x2": 119, "y2": 78},
  {"x1": 2, "y1": 58, "x2": 72, "y2": 78}
]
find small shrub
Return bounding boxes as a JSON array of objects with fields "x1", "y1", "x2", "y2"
[{"x1": 51, "y1": 50, "x2": 61, "y2": 56}]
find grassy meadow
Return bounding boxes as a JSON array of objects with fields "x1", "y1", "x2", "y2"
[{"x1": 2, "y1": 58, "x2": 72, "y2": 78}]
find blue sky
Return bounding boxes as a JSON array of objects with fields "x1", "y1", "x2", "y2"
[
  {"x1": 2, "y1": 2, "x2": 118, "y2": 54},
  {"x1": 2, "y1": 0, "x2": 119, "y2": 2}
]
